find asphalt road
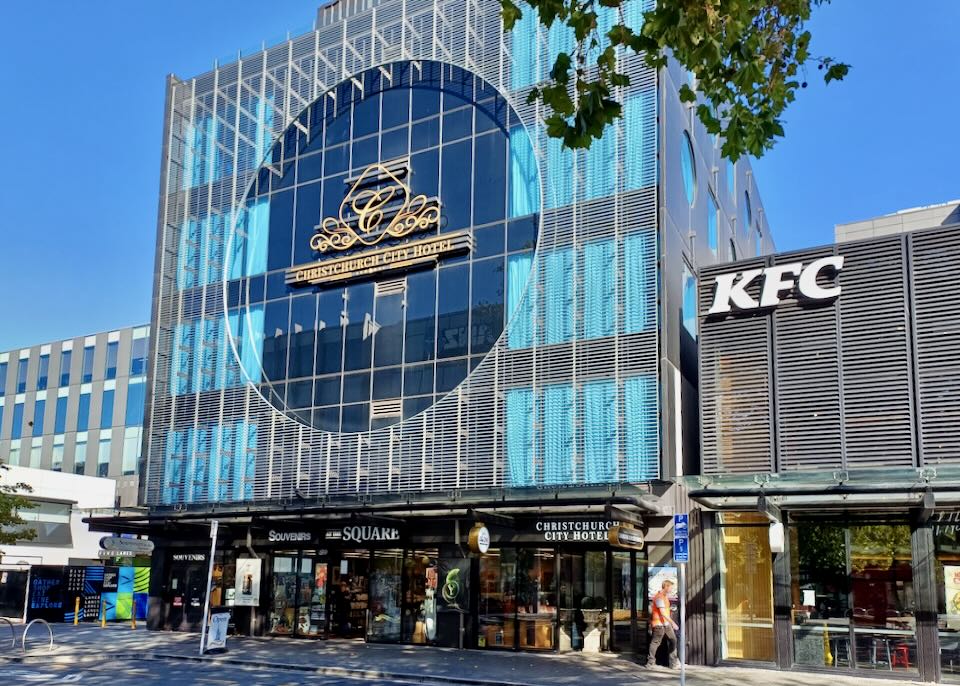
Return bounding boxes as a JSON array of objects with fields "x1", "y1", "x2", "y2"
[{"x1": 1, "y1": 659, "x2": 423, "y2": 686}]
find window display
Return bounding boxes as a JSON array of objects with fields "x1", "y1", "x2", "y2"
[
  {"x1": 403, "y1": 549, "x2": 439, "y2": 644},
  {"x1": 368, "y1": 550, "x2": 402, "y2": 642}
]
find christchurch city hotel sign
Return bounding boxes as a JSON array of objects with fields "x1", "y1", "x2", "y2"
[
  {"x1": 286, "y1": 158, "x2": 471, "y2": 287},
  {"x1": 708, "y1": 255, "x2": 845, "y2": 315}
]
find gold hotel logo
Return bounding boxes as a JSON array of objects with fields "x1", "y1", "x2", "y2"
[{"x1": 286, "y1": 158, "x2": 471, "y2": 288}]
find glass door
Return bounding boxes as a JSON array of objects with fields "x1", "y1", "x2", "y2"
[
  {"x1": 270, "y1": 553, "x2": 299, "y2": 635},
  {"x1": 305, "y1": 559, "x2": 328, "y2": 637},
  {"x1": 330, "y1": 551, "x2": 369, "y2": 638},
  {"x1": 403, "y1": 549, "x2": 438, "y2": 644},
  {"x1": 368, "y1": 549, "x2": 403, "y2": 642},
  {"x1": 479, "y1": 548, "x2": 516, "y2": 648}
]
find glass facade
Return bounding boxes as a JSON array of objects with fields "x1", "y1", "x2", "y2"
[{"x1": 206, "y1": 62, "x2": 540, "y2": 435}]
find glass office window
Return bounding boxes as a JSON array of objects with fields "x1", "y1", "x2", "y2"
[
  {"x1": 0, "y1": 361, "x2": 6, "y2": 396},
  {"x1": 100, "y1": 388, "x2": 115, "y2": 430},
  {"x1": 52, "y1": 437, "x2": 64, "y2": 472},
  {"x1": 729, "y1": 239, "x2": 737, "y2": 261},
  {"x1": 29, "y1": 443, "x2": 41, "y2": 468},
  {"x1": 122, "y1": 427, "x2": 140, "y2": 476},
  {"x1": 59, "y1": 349, "x2": 72, "y2": 386},
  {"x1": 16, "y1": 358, "x2": 28, "y2": 393},
  {"x1": 37, "y1": 355, "x2": 49, "y2": 391},
  {"x1": 32, "y1": 399, "x2": 45, "y2": 437},
  {"x1": 97, "y1": 438, "x2": 111, "y2": 477},
  {"x1": 77, "y1": 390, "x2": 91, "y2": 432},
  {"x1": 726, "y1": 159, "x2": 736, "y2": 199},
  {"x1": 130, "y1": 336, "x2": 147, "y2": 376},
  {"x1": 54, "y1": 392, "x2": 68, "y2": 434},
  {"x1": 105, "y1": 342, "x2": 118, "y2": 380},
  {"x1": 125, "y1": 379, "x2": 146, "y2": 426},
  {"x1": 74, "y1": 438, "x2": 87, "y2": 475},
  {"x1": 717, "y1": 513, "x2": 775, "y2": 662},
  {"x1": 11, "y1": 402, "x2": 24, "y2": 439},
  {"x1": 82, "y1": 346, "x2": 95, "y2": 383},
  {"x1": 0, "y1": 400, "x2": 3, "y2": 434},
  {"x1": 741, "y1": 190, "x2": 753, "y2": 229}
]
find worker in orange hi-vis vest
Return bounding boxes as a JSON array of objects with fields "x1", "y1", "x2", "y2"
[{"x1": 647, "y1": 579, "x2": 680, "y2": 669}]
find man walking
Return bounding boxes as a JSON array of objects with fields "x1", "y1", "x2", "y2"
[{"x1": 647, "y1": 579, "x2": 679, "y2": 669}]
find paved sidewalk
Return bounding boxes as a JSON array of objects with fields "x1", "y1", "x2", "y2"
[{"x1": 1, "y1": 624, "x2": 924, "y2": 686}]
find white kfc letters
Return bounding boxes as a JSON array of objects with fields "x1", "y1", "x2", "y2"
[{"x1": 708, "y1": 255, "x2": 844, "y2": 315}]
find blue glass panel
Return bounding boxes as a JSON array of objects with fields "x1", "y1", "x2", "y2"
[
  {"x1": 544, "y1": 248, "x2": 573, "y2": 344},
  {"x1": 505, "y1": 388, "x2": 534, "y2": 487},
  {"x1": 506, "y1": 253, "x2": 535, "y2": 349},
  {"x1": 624, "y1": 375, "x2": 658, "y2": 481},
  {"x1": 436, "y1": 265, "x2": 469, "y2": 359},
  {"x1": 624, "y1": 91, "x2": 657, "y2": 190},
  {"x1": 543, "y1": 384, "x2": 573, "y2": 485},
  {"x1": 125, "y1": 380, "x2": 146, "y2": 426},
  {"x1": 185, "y1": 426, "x2": 209, "y2": 503},
  {"x1": 509, "y1": 126, "x2": 538, "y2": 218},
  {"x1": 624, "y1": 231, "x2": 656, "y2": 333},
  {"x1": 545, "y1": 136, "x2": 574, "y2": 209},
  {"x1": 510, "y1": 9, "x2": 538, "y2": 90},
  {"x1": 0, "y1": 362, "x2": 6, "y2": 396},
  {"x1": 582, "y1": 123, "x2": 616, "y2": 200},
  {"x1": 583, "y1": 240, "x2": 616, "y2": 339},
  {"x1": 239, "y1": 306, "x2": 265, "y2": 384},
  {"x1": 404, "y1": 270, "x2": 436, "y2": 363},
  {"x1": 99, "y1": 390, "x2": 114, "y2": 430},
  {"x1": 440, "y1": 140, "x2": 472, "y2": 232},
  {"x1": 76, "y1": 394, "x2": 90, "y2": 432},
  {"x1": 583, "y1": 379, "x2": 617, "y2": 483},
  {"x1": 473, "y1": 132, "x2": 507, "y2": 225},
  {"x1": 54, "y1": 396, "x2": 68, "y2": 434},
  {"x1": 162, "y1": 430, "x2": 185, "y2": 505},
  {"x1": 316, "y1": 291, "x2": 345, "y2": 374},
  {"x1": 32, "y1": 399, "x2": 45, "y2": 437},
  {"x1": 470, "y1": 257, "x2": 505, "y2": 355},
  {"x1": 707, "y1": 192, "x2": 719, "y2": 253}
]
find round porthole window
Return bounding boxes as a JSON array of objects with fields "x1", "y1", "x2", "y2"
[
  {"x1": 224, "y1": 61, "x2": 541, "y2": 434},
  {"x1": 681, "y1": 131, "x2": 696, "y2": 206}
]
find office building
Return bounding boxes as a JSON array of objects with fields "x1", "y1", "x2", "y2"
[
  {"x1": 0, "y1": 326, "x2": 150, "y2": 507},
  {"x1": 91, "y1": 0, "x2": 771, "y2": 654}
]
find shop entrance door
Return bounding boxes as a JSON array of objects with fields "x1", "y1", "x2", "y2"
[
  {"x1": 559, "y1": 551, "x2": 608, "y2": 652},
  {"x1": 167, "y1": 563, "x2": 207, "y2": 631},
  {"x1": 329, "y1": 552, "x2": 370, "y2": 639},
  {"x1": 269, "y1": 550, "x2": 328, "y2": 637}
]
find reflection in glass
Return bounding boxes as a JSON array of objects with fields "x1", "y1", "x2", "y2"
[
  {"x1": 479, "y1": 548, "x2": 516, "y2": 649},
  {"x1": 790, "y1": 523, "x2": 916, "y2": 672},
  {"x1": 516, "y1": 548, "x2": 557, "y2": 650}
]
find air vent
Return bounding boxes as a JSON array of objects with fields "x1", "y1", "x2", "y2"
[{"x1": 371, "y1": 399, "x2": 402, "y2": 419}]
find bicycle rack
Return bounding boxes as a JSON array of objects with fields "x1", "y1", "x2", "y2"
[
  {"x1": 0, "y1": 617, "x2": 15, "y2": 649},
  {"x1": 21, "y1": 618, "x2": 54, "y2": 653}
]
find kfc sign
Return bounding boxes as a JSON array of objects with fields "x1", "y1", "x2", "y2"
[{"x1": 708, "y1": 255, "x2": 844, "y2": 315}]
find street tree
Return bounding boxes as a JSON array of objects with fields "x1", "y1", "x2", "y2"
[
  {"x1": 500, "y1": 0, "x2": 849, "y2": 160},
  {"x1": 0, "y1": 462, "x2": 36, "y2": 554}
]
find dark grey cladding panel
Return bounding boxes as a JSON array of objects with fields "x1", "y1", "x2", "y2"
[
  {"x1": 836, "y1": 237, "x2": 915, "y2": 468},
  {"x1": 699, "y1": 224, "x2": 960, "y2": 475},
  {"x1": 911, "y1": 228, "x2": 960, "y2": 465},
  {"x1": 771, "y1": 247, "x2": 844, "y2": 472}
]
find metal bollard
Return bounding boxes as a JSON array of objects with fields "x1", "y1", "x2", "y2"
[
  {"x1": 74, "y1": 597, "x2": 80, "y2": 626},
  {"x1": 100, "y1": 598, "x2": 106, "y2": 629},
  {"x1": 131, "y1": 613, "x2": 136, "y2": 630}
]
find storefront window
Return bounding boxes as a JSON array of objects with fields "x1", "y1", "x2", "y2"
[
  {"x1": 270, "y1": 554, "x2": 299, "y2": 635},
  {"x1": 717, "y1": 512, "x2": 775, "y2": 662},
  {"x1": 559, "y1": 551, "x2": 607, "y2": 651},
  {"x1": 368, "y1": 549, "x2": 402, "y2": 642},
  {"x1": 479, "y1": 548, "x2": 517, "y2": 648},
  {"x1": 791, "y1": 523, "x2": 916, "y2": 673},
  {"x1": 933, "y1": 523, "x2": 960, "y2": 682},
  {"x1": 516, "y1": 548, "x2": 557, "y2": 650}
]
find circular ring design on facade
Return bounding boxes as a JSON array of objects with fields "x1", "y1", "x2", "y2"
[{"x1": 224, "y1": 60, "x2": 541, "y2": 434}]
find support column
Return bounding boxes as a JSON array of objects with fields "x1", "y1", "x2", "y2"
[{"x1": 912, "y1": 520, "x2": 940, "y2": 683}]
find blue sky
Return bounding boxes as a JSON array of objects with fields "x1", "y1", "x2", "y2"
[{"x1": 0, "y1": 1, "x2": 956, "y2": 350}]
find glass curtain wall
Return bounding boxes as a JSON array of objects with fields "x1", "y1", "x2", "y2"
[
  {"x1": 790, "y1": 522, "x2": 916, "y2": 674},
  {"x1": 717, "y1": 513, "x2": 776, "y2": 662}
]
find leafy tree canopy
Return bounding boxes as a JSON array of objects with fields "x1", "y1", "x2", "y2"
[
  {"x1": 500, "y1": 0, "x2": 849, "y2": 160},
  {"x1": 0, "y1": 462, "x2": 36, "y2": 553}
]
